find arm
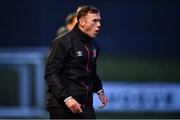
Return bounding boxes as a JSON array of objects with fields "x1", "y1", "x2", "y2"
[
  {"x1": 92, "y1": 62, "x2": 103, "y2": 93},
  {"x1": 92, "y1": 43, "x2": 103, "y2": 93},
  {"x1": 92, "y1": 58, "x2": 108, "y2": 109},
  {"x1": 45, "y1": 39, "x2": 82, "y2": 113},
  {"x1": 45, "y1": 39, "x2": 70, "y2": 101},
  {"x1": 92, "y1": 44, "x2": 108, "y2": 108}
]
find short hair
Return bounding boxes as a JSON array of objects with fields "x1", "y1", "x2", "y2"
[
  {"x1": 65, "y1": 13, "x2": 76, "y2": 24},
  {"x1": 76, "y1": 5, "x2": 100, "y2": 22}
]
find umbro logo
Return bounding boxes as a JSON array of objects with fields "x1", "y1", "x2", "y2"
[{"x1": 76, "y1": 51, "x2": 83, "y2": 56}]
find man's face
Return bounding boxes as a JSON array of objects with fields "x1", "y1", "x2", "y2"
[{"x1": 80, "y1": 12, "x2": 101, "y2": 38}]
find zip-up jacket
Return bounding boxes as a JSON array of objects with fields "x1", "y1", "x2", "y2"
[{"x1": 45, "y1": 24, "x2": 103, "y2": 108}]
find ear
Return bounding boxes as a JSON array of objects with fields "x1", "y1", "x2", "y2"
[{"x1": 79, "y1": 18, "x2": 85, "y2": 27}]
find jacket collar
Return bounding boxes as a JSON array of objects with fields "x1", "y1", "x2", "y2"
[{"x1": 72, "y1": 24, "x2": 93, "y2": 43}]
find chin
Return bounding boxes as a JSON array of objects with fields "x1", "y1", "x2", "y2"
[
  {"x1": 89, "y1": 34, "x2": 96, "y2": 38},
  {"x1": 92, "y1": 34, "x2": 98, "y2": 38},
  {"x1": 91, "y1": 35, "x2": 96, "y2": 38}
]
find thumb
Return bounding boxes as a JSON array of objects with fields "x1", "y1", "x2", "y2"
[{"x1": 99, "y1": 103, "x2": 105, "y2": 108}]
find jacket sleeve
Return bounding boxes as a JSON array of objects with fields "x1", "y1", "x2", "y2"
[
  {"x1": 45, "y1": 39, "x2": 71, "y2": 101},
  {"x1": 92, "y1": 43, "x2": 103, "y2": 93}
]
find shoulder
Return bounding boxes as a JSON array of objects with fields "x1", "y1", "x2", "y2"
[
  {"x1": 51, "y1": 32, "x2": 73, "y2": 49},
  {"x1": 53, "y1": 31, "x2": 69, "y2": 42},
  {"x1": 56, "y1": 26, "x2": 68, "y2": 36}
]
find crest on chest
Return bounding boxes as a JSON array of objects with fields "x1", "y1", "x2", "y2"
[{"x1": 92, "y1": 48, "x2": 97, "y2": 58}]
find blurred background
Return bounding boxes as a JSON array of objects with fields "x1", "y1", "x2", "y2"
[{"x1": 0, "y1": 0, "x2": 180, "y2": 119}]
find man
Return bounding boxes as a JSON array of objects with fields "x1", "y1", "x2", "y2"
[
  {"x1": 45, "y1": 5, "x2": 108, "y2": 119},
  {"x1": 56, "y1": 12, "x2": 77, "y2": 36}
]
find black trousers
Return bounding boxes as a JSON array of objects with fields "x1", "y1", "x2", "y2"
[
  {"x1": 49, "y1": 106, "x2": 96, "y2": 119},
  {"x1": 48, "y1": 95, "x2": 96, "y2": 119}
]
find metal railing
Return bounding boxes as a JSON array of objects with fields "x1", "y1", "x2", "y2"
[{"x1": 0, "y1": 47, "x2": 48, "y2": 118}]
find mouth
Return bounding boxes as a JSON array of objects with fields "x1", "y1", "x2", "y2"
[{"x1": 95, "y1": 30, "x2": 100, "y2": 33}]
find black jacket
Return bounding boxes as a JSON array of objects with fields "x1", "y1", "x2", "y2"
[{"x1": 45, "y1": 24, "x2": 103, "y2": 108}]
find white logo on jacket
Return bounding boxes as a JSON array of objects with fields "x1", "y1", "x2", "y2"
[{"x1": 76, "y1": 51, "x2": 83, "y2": 56}]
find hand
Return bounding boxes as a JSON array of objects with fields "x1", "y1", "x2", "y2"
[
  {"x1": 98, "y1": 91, "x2": 108, "y2": 108},
  {"x1": 65, "y1": 97, "x2": 82, "y2": 114}
]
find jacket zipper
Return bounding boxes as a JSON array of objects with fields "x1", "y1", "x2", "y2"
[
  {"x1": 82, "y1": 43, "x2": 91, "y2": 108},
  {"x1": 84, "y1": 43, "x2": 90, "y2": 73},
  {"x1": 81, "y1": 80, "x2": 89, "y2": 108}
]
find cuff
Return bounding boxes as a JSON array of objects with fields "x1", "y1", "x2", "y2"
[
  {"x1": 97, "y1": 90, "x2": 103, "y2": 95},
  {"x1": 64, "y1": 96, "x2": 72, "y2": 102}
]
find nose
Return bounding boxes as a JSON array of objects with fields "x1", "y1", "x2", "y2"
[{"x1": 97, "y1": 21, "x2": 101, "y2": 28}]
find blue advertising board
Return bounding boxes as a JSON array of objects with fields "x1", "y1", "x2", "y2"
[{"x1": 93, "y1": 82, "x2": 180, "y2": 112}]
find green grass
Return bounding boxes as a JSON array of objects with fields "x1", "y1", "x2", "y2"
[{"x1": 97, "y1": 55, "x2": 180, "y2": 82}]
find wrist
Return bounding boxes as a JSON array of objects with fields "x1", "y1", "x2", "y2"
[
  {"x1": 97, "y1": 90, "x2": 104, "y2": 95},
  {"x1": 64, "y1": 96, "x2": 72, "y2": 102}
]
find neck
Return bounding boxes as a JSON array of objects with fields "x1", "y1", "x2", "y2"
[
  {"x1": 78, "y1": 24, "x2": 85, "y2": 32},
  {"x1": 73, "y1": 24, "x2": 93, "y2": 42},
  {"x1": 78, "y1": 24, "x2": 90, "y2": 37}
]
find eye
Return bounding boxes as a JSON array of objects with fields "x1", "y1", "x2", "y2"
[{"x1": 92, "y1": 19, "x2": 100, "y2": 22}]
